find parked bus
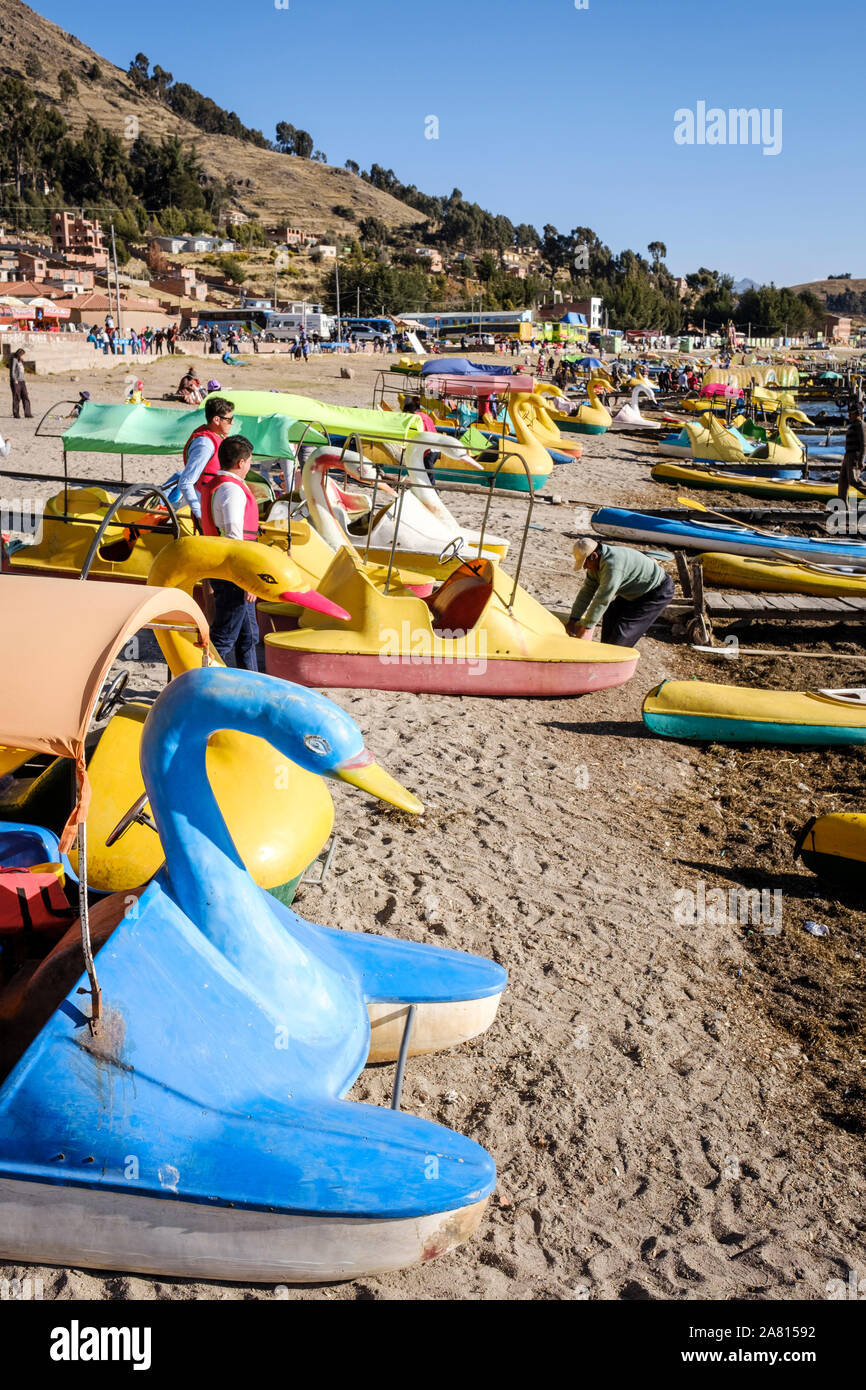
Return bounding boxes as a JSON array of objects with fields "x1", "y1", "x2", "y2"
[
  {"x1": 196, "y1": 308, "x2": 270, "y2": 334},
  {"x1": 398, "y1": 309, "x2": 534, "y2": 343},
  {"x1": 264, "y1": 304, "x2": 335, "y2": 340}
]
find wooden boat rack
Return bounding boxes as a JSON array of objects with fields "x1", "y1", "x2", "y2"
[{"x1": 664, "y1": 551, "x2": 866, "y2": 644}]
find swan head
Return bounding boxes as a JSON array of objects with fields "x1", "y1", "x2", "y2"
[
  {"x1": 174, "y1": 666, "x2": 424, "y2": 814},
  {"x1": 148, "y1": 537, "x2": 350, "y2": 621},
  {"x1": 408, "y1": 432, "x2": 484, "y2": 469}
]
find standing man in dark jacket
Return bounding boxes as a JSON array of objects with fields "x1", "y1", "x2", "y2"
[
  {"x1": 9, "y1": 349, "x2": 31, "y2": 419},
  {"x1": 837, "y1": 401, "x2": 866, "y2": 505}
]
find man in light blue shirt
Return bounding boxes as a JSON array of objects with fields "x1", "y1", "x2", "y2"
[{"x1": 165, "y1": 396, "x2": 235, "y2": 523}]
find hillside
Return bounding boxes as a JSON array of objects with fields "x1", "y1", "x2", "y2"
[
  {"x1": 0, "y1": 0, "x2": 420, "y2": 235},
  {"x1": 789, "y1": 277, "x2": 866, "y2": 302}
]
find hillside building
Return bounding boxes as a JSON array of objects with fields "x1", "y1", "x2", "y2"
[
  {"x1": 150, "y1": 266, "x2": 207, "y2": 301},
  {"x1": 276, "y1": 227, "x2": 318, "y2": 247},
  {"x1": 151, "y1": 235, "x2": 237, "y2": 256},
  {"x1": 50, "y1": 212, "x2": 108, "y2": 270},
  {"x1": 823, "y1": 313, "x2": 852, "y2": 344},
  {"x1": 538, "y1": 297, "x2": 604, "y2": 331},
  {"x1": 414, "y1": 247, "x2": 444, "y2": 273}
]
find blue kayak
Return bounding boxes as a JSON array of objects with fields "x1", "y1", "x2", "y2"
[{"x1": 592, "y1": 506, "x2": 866, "y2": 569}]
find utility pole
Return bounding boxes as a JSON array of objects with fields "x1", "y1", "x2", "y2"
[
  {"x1": 335, "y1": 256, "x2": 342, "y2": 343},
  {"x1": 110, "y1": 224, "x2": 122, "y2": 337},
  {"x1": 356, "y1": 286, "x2": 360, "y2": 318}
]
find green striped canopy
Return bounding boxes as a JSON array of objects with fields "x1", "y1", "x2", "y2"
[{"x1": 210, "y1": 391, "x2": 424, "y2": 443}]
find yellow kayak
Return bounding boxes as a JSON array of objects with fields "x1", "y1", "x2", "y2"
[
  {"x1": 652, "y1": 461, "x2": 858, "y2": 503},
  {"x1": 795, "y1": 812, "x2": 866, "y2": 883},
  {"x1": 698, "y1": 553, "x2": 866, "y2": 598},
  {"x1": 643, "y1": 680, "x2": 866, "y2": 745}
]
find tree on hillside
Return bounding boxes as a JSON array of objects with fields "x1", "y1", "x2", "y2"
[
  {"x1": 151, "y1": 65, "x2": 173, "y2": 99},
  {"x1": 477, "y1": 251, "x2": 498, "y2": 283},
  {"x1": 84, "y1": 61, "x2": 101, "y2": 81},
  {"x1": 25, "y1": 53, "x2": 44, "y2": 80},
  {"x1": 293, "y1": 129, "x2": 314, "y2": 159},
  {"x1": 313, "y1": 149, "x2": 327, "y2": 162},
  {"x1": 58, "y1": 70, "x2": 78, "y2": 101},
  {"x1": 358, "y1": 215, "x2": 388, "y2": 245},
  {"x1": 275, "y1": 122, "x2": 296, "y2": 153},
  {"x1": 345, "y1": 159, "x2": 360, "y2": 174},
  {"x1": 128, "y1": 54, "x2": 150, "y2": 87},
  {"x1": 515, "y1": 222, "x2": 541, "y2": 250},
  {"x1": 146, "y1": 241, "x2": 168, "y2": 274},
  {"x1": 648, "y1": 240, "x2": 667, "y2": 269}
]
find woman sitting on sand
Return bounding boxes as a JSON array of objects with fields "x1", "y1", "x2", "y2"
[{"x1": 177, "y1": 369, "x2": 204, "y2": 405}]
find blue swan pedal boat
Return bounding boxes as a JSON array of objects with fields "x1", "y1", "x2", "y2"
[{"x1": 0, "y1": 667, "x2": 506, "y2": 1283}]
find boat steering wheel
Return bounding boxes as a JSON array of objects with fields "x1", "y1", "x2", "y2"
[
  {"x1": 94, "y1": 670, "x2": 130, "y2": 722},
  {"x1": 105, "y1": 791, "x2": 158, "y2": 847},
  {"x1": 438, "y1": 537, "x2": 465, "y2": 565}
]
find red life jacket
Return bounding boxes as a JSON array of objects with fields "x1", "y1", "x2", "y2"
[
  {"x1": 0, "y1": 863, "x2": 73, "y2": 935},
  {"x1": 200, "y1": 472, "x2": 260, "y2": 540},
  {"x1": 183, "y1": 425, "x2": 223, "y2": 501}
]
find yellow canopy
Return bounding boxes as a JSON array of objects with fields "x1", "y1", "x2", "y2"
[{"x1": 0, "y1": 575, "x2": 209, "y2": 849}]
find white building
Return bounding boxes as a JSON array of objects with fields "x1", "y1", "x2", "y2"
[{"x1": 152, "y1": 235, "x2": 238, "y2": 255}]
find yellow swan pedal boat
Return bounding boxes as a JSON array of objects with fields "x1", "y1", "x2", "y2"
[
  {"x1": 794, "y1": 812, "x2": 866, "y2": 884},
  {"x1": 67, "y1": 538, "x2": 420, "y2": 897},
  {"x1": 686, "y1": 392, "x2": 809, "y2": 465},
  {"x1": 643, "y1": 680, "x2": 866, "y2": 746},
  {"x1": 480, "y1": 391, "x2": 583, "y2": 458},
  {"x1": 536, "y1": 377, "x2": 612, "y2": 435},
  {"x1": 265, "y1": 545, "x2": 638, "y2": 696},
  {"x1": 698, "y1": 553, "x2": 866, "y2": 598}
]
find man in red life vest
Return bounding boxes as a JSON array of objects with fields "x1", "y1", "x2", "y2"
[
  {"x1": 173, "y1": 396, "x2": 235, "y2": 530},
  {"x1": 200, "y1": 434, "x2": 261, "y2": 670}
]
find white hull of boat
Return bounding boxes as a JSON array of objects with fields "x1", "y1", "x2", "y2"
[
  {"x1": 367, "y1": 993, "x2": 503, "y2": 1063},
  {"x1": 0, "y1": 1177, "x2": 488, "y2": 1283}
]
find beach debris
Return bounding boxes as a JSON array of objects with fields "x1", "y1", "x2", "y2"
[
  {"x1": 421, "y1": 893, "x2": 440, "y2": 922},
  {"x1": 803, "y1": 920, "x2": 829, "y2": 937}
]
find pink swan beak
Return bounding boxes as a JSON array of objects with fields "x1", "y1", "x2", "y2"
[{"x1": 280, "y1": 589, "x2": 351, "y2": 622}]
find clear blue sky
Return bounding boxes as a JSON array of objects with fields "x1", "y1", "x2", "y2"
[{"x1": 33, "y1": 0, "x2": 862, "y2": 285}]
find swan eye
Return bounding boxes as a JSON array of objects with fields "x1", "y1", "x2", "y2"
[
  {"x1": 257, "y1": 572, "x2": 277, "y2": 585},
  {"x1": 304, "y1": 734, "x2": 331, "y2": 756}
]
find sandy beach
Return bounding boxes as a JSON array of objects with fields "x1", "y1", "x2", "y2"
[{"x1": 1, "y1": 349, "x2": 863, "y2": 1301}]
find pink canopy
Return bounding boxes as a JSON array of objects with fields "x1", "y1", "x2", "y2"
[
  {"x1": 422, "y1": 373, "x2": 535, "y2": 398},
  {"x1": 0, "y1": 575, "x2": 209, "y2": 850}
]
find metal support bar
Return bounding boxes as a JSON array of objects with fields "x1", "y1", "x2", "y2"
[
  {"x1": 76, "y1": 821, "x2": 102, "y2": 1036},
  {"x1": 79, "y1": 484, "x2": 182, "y2": 580},
  {"x1": 300, "y1": 833, "x2": 338, "y2": 887},
  {"x1": 391, "y1": 1005, "x2": 416, "y2": 1111}
]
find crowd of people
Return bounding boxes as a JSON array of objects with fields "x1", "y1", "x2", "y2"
[{"x1": 87, "y1": 316, "x2": 180, "y2": 356}]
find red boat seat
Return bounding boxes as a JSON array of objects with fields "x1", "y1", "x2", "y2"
[{"x1": 426, "y1": 559, "x2": 494, "y2": 635}]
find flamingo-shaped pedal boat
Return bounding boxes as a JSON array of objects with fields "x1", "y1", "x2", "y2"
[
  {"x1": 300, "y1": 445, "x2": 510, "y2": 567},
  {"x1": 0, "y1": 666, "x2": 506, "y2": 1282}
]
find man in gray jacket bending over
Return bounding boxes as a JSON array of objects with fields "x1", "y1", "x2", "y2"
[{"x1": 566, "y1": 538, "x2": 674, "y2": 647}]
